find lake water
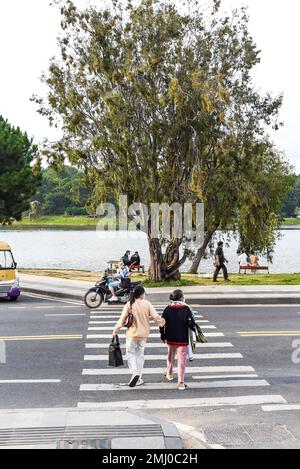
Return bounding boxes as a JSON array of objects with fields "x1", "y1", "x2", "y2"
[{"x1": 0, "y1": 229, "x2": 299, "y2": 274}]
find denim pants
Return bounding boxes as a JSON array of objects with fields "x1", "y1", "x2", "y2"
[{"x1": 126, "y1": 339, "x2": 147, "y2": 378}]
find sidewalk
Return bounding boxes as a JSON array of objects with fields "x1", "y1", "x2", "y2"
[
  {"x1": 0, "y1": 407, "x2": 183, "y2": 449},
  {"x1": 20, "y1": 273, "x2": 300, "y2": 305}
]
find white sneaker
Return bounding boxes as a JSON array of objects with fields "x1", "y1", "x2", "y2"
[
  {"x1": 110, "y1": 297, "x2": 118, "y2": 302},
  {"x1": 136, "y1": 379, "x2": 145, "y2": 387}
]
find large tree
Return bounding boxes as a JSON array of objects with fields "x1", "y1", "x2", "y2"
[
  {"x1": 34, "y1": 0, "x2": 292, "y2": 280},
  {"x1": 0, "y1": 116, "x2": 41, "y2": 224}
]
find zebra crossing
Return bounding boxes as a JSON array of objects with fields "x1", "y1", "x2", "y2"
[{"x1": 78, "y1": 306, "x2": 286, "y2": 410}]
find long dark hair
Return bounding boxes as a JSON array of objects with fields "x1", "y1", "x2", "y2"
[
  {"x1": 170, "y1": 289, "x2": 184, "y2": 302},
  {"x1": 129, "y1": 285, "x2": 145, "y2": 307}
]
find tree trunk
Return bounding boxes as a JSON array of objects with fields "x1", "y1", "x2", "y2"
[
  {"x1": 148, "y1": 238, "x2": 164, "y2": 282},
  {"x1": 188, "y1": 231, "x2": 214, "y2": 274},
  {"x1": 148, "y1": 237, "x2": 188, "y2": 282}
]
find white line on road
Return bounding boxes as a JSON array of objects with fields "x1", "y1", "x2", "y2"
[
  {"x1": 88, "y1": 320, "x2": 210, "y2": 325},
  {"x1": 262, "y1": 404, "x2": 300, "y2": 412},
  {"x1": 88, "y1": 325, "x2": 216, "y2": 331},
  {"x1": 192, "y1": 374, "x2": 258, "y2": 380},
  {"x1": 83, "y1": 353, "x2": 243, "y2": 361},
  {"x1": 86, "y1": 332, "x2": 224, "y2": 339},
  {"x1": 80, "y1": 380, "x2": 269, "y2": 392},
  {"x1": 45, "y1": 314, "x2": 87, "y2": 317},
  {"x1": 0, "y1": 380, "x2": 61, "y2": 384},
  {"x1": 82, "y1": 366, "x2": 255, "y2": 376},
  {"x1": 23, "y1": 293, "x2": 83, "y2": 306},
  {"x1": 84, "y1": 342, "x2": 234, "y2": 349},
  {"x1": 77, "y1": 394, "x2": 286, "y2": 410}
]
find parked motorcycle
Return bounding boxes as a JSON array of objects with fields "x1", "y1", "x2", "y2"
[{"x1": 84, "y1": 272, "x2": 141, "y2": 309}]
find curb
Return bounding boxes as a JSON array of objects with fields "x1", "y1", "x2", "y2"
[
  {"x1": 22, "y1": 287, "x2": 300, "y2": 305},
  {"x1": 0, "y1": 407, "x2": 182, "y2": 450},
  {"x1": 22, "y1": 287, "x2": 83, "y2": 302}
]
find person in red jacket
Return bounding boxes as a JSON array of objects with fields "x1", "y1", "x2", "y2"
[{"x1": 160, "y1": 289, "x2": 196, "y2": 390}]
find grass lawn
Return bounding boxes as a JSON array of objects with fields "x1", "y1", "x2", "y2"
[
  {"x1": 1, "y1": 215, "x2": 299, "y2": 230},
  {"x1": 19, "y1": 269, "x2": 300, "y2": 286},
  {"x1": 2, "y1": 216, "x2": 100, "y2": 230},
  {"x1": 283, "y1": 218, "x2": 300, "y2": 225}
]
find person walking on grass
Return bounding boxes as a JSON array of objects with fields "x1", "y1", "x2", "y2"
[
  {"x1": 213, "y1": 241, "x2": 230, "y2": 282},
  {"x1": 160, "y1": 290, "x2": 196, "y2": 391},
  {"x1": 113, "y1": 286, "x2": 165, "y2": 388}
]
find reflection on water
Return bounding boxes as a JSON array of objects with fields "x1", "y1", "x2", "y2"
[{"x1": 0, "y1": 229, "x2": 299, "y2": 273}]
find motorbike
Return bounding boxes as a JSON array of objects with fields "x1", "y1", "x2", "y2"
[{"x1": 84, "y1": 272, "x2": 141, "y2": 309}]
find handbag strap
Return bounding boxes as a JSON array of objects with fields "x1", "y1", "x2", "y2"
[{"x1": 112, "y1": 335, "x2": 120, "y2": 345}]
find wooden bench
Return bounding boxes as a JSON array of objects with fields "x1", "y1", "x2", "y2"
[
  {"x1": 239, "y1": 265, "x2": 269, "y2": 274},
  {"x1": 130, "y1": 265, "x2": 145, "y2": 273}
]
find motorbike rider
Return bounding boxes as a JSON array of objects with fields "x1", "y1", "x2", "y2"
[{"x1": 109, "y1": 261, "x2": 130, "y2": 302}]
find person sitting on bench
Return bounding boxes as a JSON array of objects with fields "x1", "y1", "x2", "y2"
[{"x1": 130, "y1": 252, "x2": 141, "y2": 268}]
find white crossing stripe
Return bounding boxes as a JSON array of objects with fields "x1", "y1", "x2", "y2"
[
  {"x1": 80, "y1": 379, "x2": 269, "y2": 392},
  {"x1": 0, "y1": 380, "x2": 61, "y2": 384},
  {"x1": 45, "y1": 314, "x2": 86, "y2": 317},
  {"x1": 77, "y1": 394, "x2": 287, "y2": 410},
  {"x1": 88, "y1": 325, "x2": 216, "y2": 331},
  {"x1": 89, "y1": 320, "x2": 210, "y2": 325},
  {"x1": 86, "y1": 332, "x2": 224, "y2": 339},
  {"x1": 262, "y1": 404, "x2": 300, "y2": 412},
  {"x1": 90, "y1": 314, "x2": 204, "y2": 319},
  {"x1": 82, "y1": 366, "x2": 255, "y2": 376},
  {"x1": 84, "y1": 342, "x2": 234, "y2": 349},
  {"x1": 192, "y1": 374, "x2": 258, "y2": 380},
  {"x1": 83, "y1": 353, "x2": 243, "y2": 361}
]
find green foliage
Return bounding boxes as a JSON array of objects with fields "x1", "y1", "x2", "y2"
[
  {"x1": 282, "y1": 175, "x2": 300, "y2": 217},
  {"x1": 34, "y1": 166, "x2": 91, "y2": 216},
  {"x1": 0, "y1": 116, "x2": 41, "y2": 224},
  {"x1": 33, "y1": 0, "x2": 293, "y2": 279}
]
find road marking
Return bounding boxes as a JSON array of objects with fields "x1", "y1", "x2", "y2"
[
  {"x1": 88, "y1": 325, "x2": 216, "y2": 331},
  {"x1": 0, "y1": 379, "x2": 61, "y2": 384},
  {"x1": 45, "y1": 314, "x2": 87, "y2": 317},
  {"x1": 88, "y1": 320, "x2": 210, "y2": 325},
  {"x1": 262, "y1": 404, "x2": 300, "y2": 412},
  {"x1": 80, "y1": 380, "x2": 269, "y2": 392},
  {"x1": 83, "y1": 353, "x2": 243, "y2": 361},
  {"x1": 0, "y1": 335, "x2": 82, "y2": 342},
  {"x1": 23, "y1": 293, "x2": 83, "y2": 306},
  {"x1": 192, "y1": 374, "x2": 258, "y2": 380},
  {"x1": 84, "y1": 342, "x2": 234, "y2": 349},
  {"x1": 5, "y1": 307, "x2": 26, "y2": 309},
  {"x1": 239, "y1": 331, "x2": 300, "y2": 337},
  {"x1": 77, "y1": 394, "x2": 286, "y2": 410},
  {"x1": 82, "y1": 366, "x2": 255, "y2": 376},
  {"x1": 86, "y1": 332, "x2": 224, "y2": 339}
]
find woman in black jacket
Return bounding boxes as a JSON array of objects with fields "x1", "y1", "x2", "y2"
[{"x1": 160, "y1": 290, "x2": 196, "y2": 390}]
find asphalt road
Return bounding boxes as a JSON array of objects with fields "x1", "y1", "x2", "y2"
[{"x1": 1, "y1": 294, "x2": 300, "y2": 448}]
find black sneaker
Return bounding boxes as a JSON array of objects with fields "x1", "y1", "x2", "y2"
[{"x1": 129, "y1": 375, "x2": 140, "y2": 388}]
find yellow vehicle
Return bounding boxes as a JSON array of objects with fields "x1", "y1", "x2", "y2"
[{"x1": 0, "y1": 242, "x2": 20, "y2": 301}]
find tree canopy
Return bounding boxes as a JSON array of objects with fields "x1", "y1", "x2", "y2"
[
  {"x1": 33, "y1": 166, "x2": 92, "y2": 216},
  {"x1": 0, "y1": 116, "x2": 41, "y2": 225},
  {"x1": 34, "y1": 0, "x2": 293, "y2": 280}
]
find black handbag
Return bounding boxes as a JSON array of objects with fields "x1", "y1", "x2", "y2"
[{"x1": 108, "y1": 335, "x2": 124, "y2": 367}]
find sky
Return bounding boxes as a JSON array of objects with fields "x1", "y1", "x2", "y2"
[{"x1": 0, "y1": 0, "x2": 300, "y2": 172}]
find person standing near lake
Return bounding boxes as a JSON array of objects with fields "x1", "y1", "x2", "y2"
[
  {"x1": 160, "y1": 290, "x2": 196, "y2": 390},
  {"x1": 238, "y1": 249, "x2": 249, "y2": 274},
  {"x1": 113, "y1": 286, "x2": 165, "y2": 388},
  {"x1": 213, "y1": 241, "x2": 230, "y2": 282}
]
